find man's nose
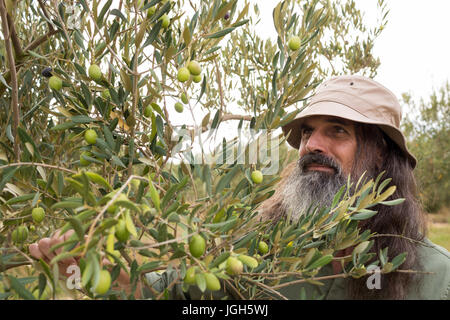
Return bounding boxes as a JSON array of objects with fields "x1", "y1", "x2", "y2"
[{"x1": 304, "y1": 130, "x2": 327, "y2": 154}]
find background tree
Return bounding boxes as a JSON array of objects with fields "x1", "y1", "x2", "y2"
[{"x1": 401, "y1": 82, "x2": 450, "y2": 213}]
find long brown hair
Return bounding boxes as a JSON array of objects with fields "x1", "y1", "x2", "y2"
[
  {"x1": 258, "y1": 123, "x2": 428, "y2": 299},
  {"x1": 348, "y1": 124, "x2": 427, "y2": 299}
]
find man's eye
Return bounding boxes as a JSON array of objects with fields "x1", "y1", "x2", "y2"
[
  {"x1": 301, "y1": 128, "x2": 312, "y2": 136},
  {"x1": 334, "y1": 126, "x2": 347, "y2": 134}
]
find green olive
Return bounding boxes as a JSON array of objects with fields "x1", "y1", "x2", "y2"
[
  {"x1": 93, "y1": 269, "x2": 111, "y2": 295},
  {"x1": 204, "y1": 273, "x2": 221, "y2": 291},
  {"x1": 115, "y1": 219, "x2": 130, "y2": 243},
  {"x1": 84, "y1": 129, "x2": 97, "y2": 145},
  {"x1": 32, "y1": 207, "x2": 45, "y2": 224},
  {"x1": 288, "y1": 36, "x2": 301, "y2": 51},
  {"x1": 184, "y1": 266, "x2": 197, "y2": 285},
  {"x1": 88, "y1": 64, "x2": 103, "y2": 81},
  {"x1": 226, "y1": 257, "x2": 243, "y2": 275},
  {"x1": 251, "y1": 170, "x2": 263, "y2": 184},
  {"x1": 177, "y1": 67, "x2": 190, "y2": 82},
  {"x1": 189, "y1": 234, "x2": 206, "y2": 258},
  {"x1": 258, "y1": 241, "x2": 269, "y2": 254},
  {"x1": 187, "y1": 60, "x2": 201, "y2": 76},
  {"x1": 11, "y1": 226, "x2": 28, "y2": 243},
  {"x1": 49, "y1": 76, "x2": 62, "y2": 90}
]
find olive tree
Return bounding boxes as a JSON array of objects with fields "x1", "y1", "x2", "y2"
[{"x1": 0, "y1": 0, "x2": 406, "y2": 300}]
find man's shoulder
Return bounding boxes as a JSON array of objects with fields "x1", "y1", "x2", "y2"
[
  {"x1": 411, "y1": 238, "x2": 450, "y2": 300},
  {"x1": 417, "y1": 238, "x2": 450, "y2": 262}
]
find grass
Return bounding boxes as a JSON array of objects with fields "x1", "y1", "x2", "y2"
[{"x1": 427, "y1": 207, "x2": 450, "y2": 251}]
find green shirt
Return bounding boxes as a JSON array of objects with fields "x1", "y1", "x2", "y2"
[
  {"x1": 143, "y1": 238, "x2": 450, "y2": 300},
  {"x1": 277, "y1": 238, "x2": 450, "y2": 300}
]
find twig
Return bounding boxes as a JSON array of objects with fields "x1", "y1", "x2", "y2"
[
  {"x1": 0, "y1": 249, "x2": 32, "y2": 272},
  {"x1": 271, "y1": 273, "x2": 349, "y2": 290},
  {"x1": 6, "y1": 13, "x2": 23, "y2": 59},
  {"x1": 242, "y1": 276, "x2": 288, "y2": 300},
  {"x1": 128, "y1": 3, "x2": 140, "y2": 178},
  {"x1": 371, "y1": 234, "x2": 433, "y2": 247},
  {"x1": 107, "y1": 0, "x2": 123, "y2": 80},
  {"x1": 156, "y1": 272, "x2": 180, "y2": 300},
  {"x1": 0, "y1": 261, "x2": 31, "y2": 272},
  {"x1": 119, "y1": 248, "x2": 133, "y2": 266},
  {"x1": 268, "y1": 267, "x2": 434, "y2": 291},
  {"x1": 0, "y1": 0, "x2": 20, "y2": 161},
  {"x1": 50, "y1": 0, "x2": 79, "y2": 64},
  {"x1": 0, "y1": 28, "x2": 60, "y2": 97},
  {"x1": 11, "y1": 245, "x2": 35, "y2": 265},
  {"x1": 394, "y1": 269, "x2": 435, "y2": 275},
  {"x1": 128, "y1": 231, "x2": 198, "y2": 250},
  {"x1": 0, "y1": 162, "x2": 77, "y2": 174},
  {"x1": 38, "y1": 0, "x2": 54, "y2": 31},
  {"x1": 224, "y1": 279, "x2": 246, "y2": 300},
  {"x1": 82, "y1": 175, "x2": 146, "y2": 256},
  {"x1": 0, "y1": 1, "x2": 60, "y2": 98},
  {"x1": 23, "y1": 28, "x2": 59, "y2": 52},
  {"x1": 213, "y1": 58, "x2": 225, "y2": 112},
  {"x1": 221, "y1": 113, "x2": 253, "y2": 122},
  {"x1": 85, "y1": 4, "x2": 133, "y2": 74}
]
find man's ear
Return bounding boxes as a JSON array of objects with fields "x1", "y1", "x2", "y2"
[{"x1": 374, "y1": 147, "x2": 384, "y2": 171}]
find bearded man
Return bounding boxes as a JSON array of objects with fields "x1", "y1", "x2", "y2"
[
  {"x1": 258, "y1": 75, "x2": 450, "y2": 300},
  {"x1": 29, "y1": 75, "x2": 449, "y2": 300}
]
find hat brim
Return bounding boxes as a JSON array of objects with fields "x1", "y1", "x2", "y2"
[{"x1": 282, "y1": 101, "x2": 417, "y2": 168}]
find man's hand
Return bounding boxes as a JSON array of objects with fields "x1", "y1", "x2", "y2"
[
  {"x1": 28, "y1": 229, "x2": 80, "y2": 277},
  {"x1": 28, "y1": 229, "x2": 141, "y2": 298}
]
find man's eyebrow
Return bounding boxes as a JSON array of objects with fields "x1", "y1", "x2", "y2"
[
  {"x1": 324, "y1": 118, "x2": 353, "y2": 126},
  {"x1": 298, "y1": 123, "x2": 311, "y2": 131},
  {"x1": 299, "y1": 118, "x2": 353, "y2": 130}
]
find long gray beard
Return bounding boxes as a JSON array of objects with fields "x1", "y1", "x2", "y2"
[{"x1": 281, "y1": 157, "x2": 347, "y2": 222}]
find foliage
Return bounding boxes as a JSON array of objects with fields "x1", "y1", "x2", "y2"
[
  {"x1": 401, "y1": 82, "x2": 450, "y2": 212},
  {"x1": 0, "y1": 0, "x2": 395, "y2": 300}
]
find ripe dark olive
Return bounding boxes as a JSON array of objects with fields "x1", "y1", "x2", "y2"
[
  {"x1": 224, "y1": 12, "x2": 230, "y2": 20},
  {"x1": 41, "y1": 67, "x2": 53, "y2": 78}
]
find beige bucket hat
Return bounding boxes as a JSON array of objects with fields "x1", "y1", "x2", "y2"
[{"x1": 282, "y1": 75, "x2": 417, "y2": 168}]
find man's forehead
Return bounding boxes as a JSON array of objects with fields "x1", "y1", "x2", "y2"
[{"x1": 299, "y1": 115, "x2": 356, "y2": 127}]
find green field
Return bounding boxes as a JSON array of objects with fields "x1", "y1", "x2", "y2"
[
  {"x1": 427, "y1": 208, "x2": 450, "y2": 251},
  {"x1": 429, "y1": 224, "x2": 450, "y2": 251}
]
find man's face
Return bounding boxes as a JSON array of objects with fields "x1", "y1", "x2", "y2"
[
  {"x1": 298, "y1": 115, "x2": 357, "y2": 176},
  {"x1": 281, "y1": 115, "x2": 358, "y2": 220}
]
